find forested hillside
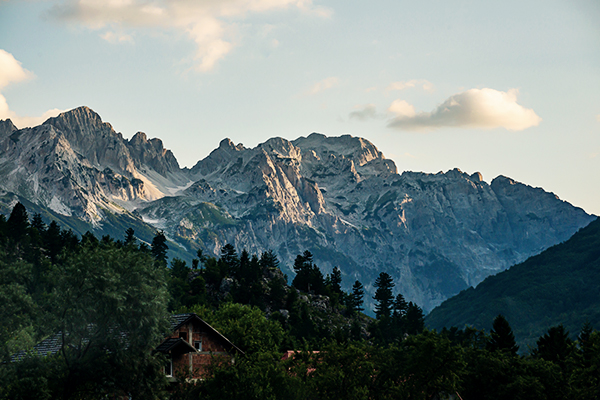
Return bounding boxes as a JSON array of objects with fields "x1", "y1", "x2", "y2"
[
  {"x1": 2, "y1": 203, "x2": 600, "y2": 399},
  {"x1": 426, "y1": 217, "x2": 600, "y2": 348}
]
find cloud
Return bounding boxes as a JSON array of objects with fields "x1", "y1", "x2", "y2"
[
  {"x1": 0, "y1": 49, "x2": 64, "y2": 128},
  {"x1": 306, "y1": 77, "x2": 339, "y2": 95},
  {"x1": 387, "y1": 79, "x2": 434, "y2": 93},
  {"x1": 387, "y1": 88, "x2": 542, "y2": 131},
  {"x1": 0, "y1": 49, "x2": 34, "y2": 89},
  {"x1": 349, "y1": 104, "x2": 378, "y2": 120},
  {"x1": 387, "y1": 100, "x2": 415, "y2": 118},
  {"x1": 47, "y1": 0, "x2": 333, "y2": 72}
]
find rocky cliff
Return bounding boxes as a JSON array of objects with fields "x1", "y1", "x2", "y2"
[{"x1": 0, "y1": 107, "x2": 594, "y2": 311}]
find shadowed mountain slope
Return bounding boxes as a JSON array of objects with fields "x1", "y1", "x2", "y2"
[{"x1": 426, "y1": 217, "x2": 600, "y2": 348}]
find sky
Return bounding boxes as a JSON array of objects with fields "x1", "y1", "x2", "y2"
[{"x1": 1, "y1": 0, "x2": 599, "y2": 215}]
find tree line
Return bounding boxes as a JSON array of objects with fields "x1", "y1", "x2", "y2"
[{"x1": 1, "y1": 202, "x2": 600, "y2": 399}]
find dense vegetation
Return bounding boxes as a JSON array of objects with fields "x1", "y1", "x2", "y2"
[
  {"x1": 1, "y1": 203, "x2": 600, "y2": 399},
  {"x1": 426, "y1": 216, "x2": 600, "y2": 348}
]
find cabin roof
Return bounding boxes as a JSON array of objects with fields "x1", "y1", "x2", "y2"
[{"x1": 170, "y1": 313, "x2": 244, "y2": 355}]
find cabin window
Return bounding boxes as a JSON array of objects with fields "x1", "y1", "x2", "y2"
[
  {"x1": 164, "y1": 359, "x2": 173, "y2": 376},
  {"x1": 194, "y1": 340, "x2": 202, "y2": 351},
  {"x1": 179, "y1": 332, "x2": 188, "y2": 341}
]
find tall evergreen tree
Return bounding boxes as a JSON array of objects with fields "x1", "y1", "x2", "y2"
[
  {"x1": 404, "y1": 302, "x2": 425, "y2": 335},
  {"x1": 30, "y1": 213, "x2": 46, "y2": 233},
  {"x1": 487, "y1": 314, "x2": 519, "y2": 355},
  {"x1": 220, "y1": 243, "x2": 239, "y2": 277},
  {"x1": 534, "y1": 324, "x2": 574, "y2": 370},
  {"x1": 7, "y1": 202, "x2": 29, "y2": 242},
  {"x1": 393, "y1": 293, "x2": 408, "y2": 318},
  {"x1": 330, "y1": 267, "x2": 342, "y2": 295},
  {"x1": 351, "y1": 280, "x2": 365, "y2": 312},
  {"x1": 292, "y1": 251, "x2": 325, "y2": 295},
  {"x1": 150, "y1": 230, "x2": 168, "y2": 267},
  {"x1": 124, "y1": 227, "x2": 136, "y2": 246},
  {"x1": 373, "y1": 272, "x2": 394, "y2": 319}
]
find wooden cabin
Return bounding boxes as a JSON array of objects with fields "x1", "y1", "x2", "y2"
[{"x1": 155, "y1": 313, "x2": 244, "y2": 380}]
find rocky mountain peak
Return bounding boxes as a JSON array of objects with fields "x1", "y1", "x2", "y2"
[
  {"x1": 127, "y1": 131, "x2": 180, "y2": 176},
  {"x1": 0, "y1": 119, "x2": 17, "y2": 140},
  {"x1": 44, "y1": 106, "x2": 116, "y2": 138},
  {"x1": 42, "y1": 106, "x2": 135, "y2": 173}
]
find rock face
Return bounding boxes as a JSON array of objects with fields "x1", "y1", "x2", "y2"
[
  {"x1": 0, "y1": 107, "x2": 189, "y2": 223},
  {"x1": 0, "y1": 107, "x2": 594, "y2": 311}
]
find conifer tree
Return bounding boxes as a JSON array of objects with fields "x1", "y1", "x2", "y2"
[
  {"x1": 487, "y1": 314, "x2": 519, "y2": 355},
  {"x1": 351, "y1": 280, "x2": 365, "y2": 312},
  {"x1": 150, "y1": 230, "x2": 168, "y2": 267},
  {"x1": 373, "y1": 272, "x2": 394, "y2": 319},
  {"x1": 7, "y1": 202, "x2": 29, "y2": 242},
  {"x1": 534, "y1": 324, "x2": 574, "y2": 369},
  {"x1": 124, "y1": 227, "x2": 136, "y2": 246},
  {"x1": 393, "y1": 293, "x2": 408, "y2": 318},
  {"x1": 330, "y1": 267, "x2": 342, "y2": 294},
  {"x1": 30, "y1": 213, "x2": 46, "y2": 233},
  {"x1": 404, "y1": 302, "x2": 425, "y2": 335}
]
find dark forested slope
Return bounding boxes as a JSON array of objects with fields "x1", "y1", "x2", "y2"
[{"x1": 426, "y1": 217, "x2": 600, "y2": 348}]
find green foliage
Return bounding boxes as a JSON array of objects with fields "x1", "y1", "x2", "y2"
[
  {"x1": 211, "y1": 303, "x2": 285, "y2": 354},
  {"x1": 6, "y1": 203, "x2": 600, "y2": 399},
  {"x1": 426, "y1": 217, "x2": 600, "y2": 348}
]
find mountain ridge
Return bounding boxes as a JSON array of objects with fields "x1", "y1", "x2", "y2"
[
  {"x1": 0, "y1": 106, "x2": 593, "y2": 311},
  {"x1": 425, "y1": 216, "x2": 600, "y2": 348}
]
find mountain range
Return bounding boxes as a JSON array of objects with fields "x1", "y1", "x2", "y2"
[
  {"x1": 0, "y1": 106, "x2": 594, "y2": 311},
  {"x1": 425, "y1": 216, "x2": 600, "y2": 348}
]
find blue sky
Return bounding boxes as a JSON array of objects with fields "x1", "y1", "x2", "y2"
[{"x1": 1, "y1": 0, "x2": 599, "y2": 214}]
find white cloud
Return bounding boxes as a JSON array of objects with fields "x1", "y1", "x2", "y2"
[
  {"x1": 306, "y1": 77, "x2": 339, "y2": 95},
  {"x1": 0, "y1": 49, "x2": 64, "y2": 128},
  {"x1": 0, "y1": 49, "x2": 34, "y2": 89},
  {"x1": 386, "y1": 79, "x2": 434, "y2": 93},
  {"x1": 48, "y1": 0, "x2": 333, "y2": 72},
  {"x1": 387, "y1": 100, "x2": 415, "y2": 118},
  {"x1": 387, "y1": 88, "x2": 542, "y2": 131}
]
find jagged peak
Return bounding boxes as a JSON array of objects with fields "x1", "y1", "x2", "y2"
[
  {"x1": 293, "y1": 132, "x2": 382, "y2": 159},
  {"x1": 218, "y1": 138, "x2": 245, "y2": 152},
  {"x1": 491, "y1": 175, "x2": 517, "y2": 186},
  {"x1": 43, "y1": 106, "x2": 122, "y2": 140},
  {"x1": 0, "y1": 118, "x2": 18, "y2": 139},
  {"x1": 130, "y1": 131, "x2": 148, "y2": 144},
  {"x1": 45, "y1": 106, "x2": 102, "y2": 125}
]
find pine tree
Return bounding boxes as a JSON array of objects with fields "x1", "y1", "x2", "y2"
[
  {"x1": 7, "y1": 202, "x2": 29, "y2": 242},
  {"x1": 534, "y1": 324, "x2": 574, "y2": 370},
  {"x1": 393, "y1": 293, "x2": 408, "y2": 318},
  {"x1": 30, "y1": 213, "x2": 46, "y2": 232},
  {"x1": 351, "y1": 280, "x2": 365, "y2": 312},
  {"x1": 124, "y1": 227, "x2": 136, "y2": 246},
  {"x1": 151, "y1": 230, "x2": 168, "y2": 267},
  {"x1": 404, "y1": 302, "x2": 425, "y2": 335},
  {"x1": 373, "y1": 272, "x2": 394, "y2": 319},
  {"x1": 330, "y1": 267, "x2": 342, "y2": 295},
  {"x1": 487, "y1": 314, "x2": 519, "y2": 355}
]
